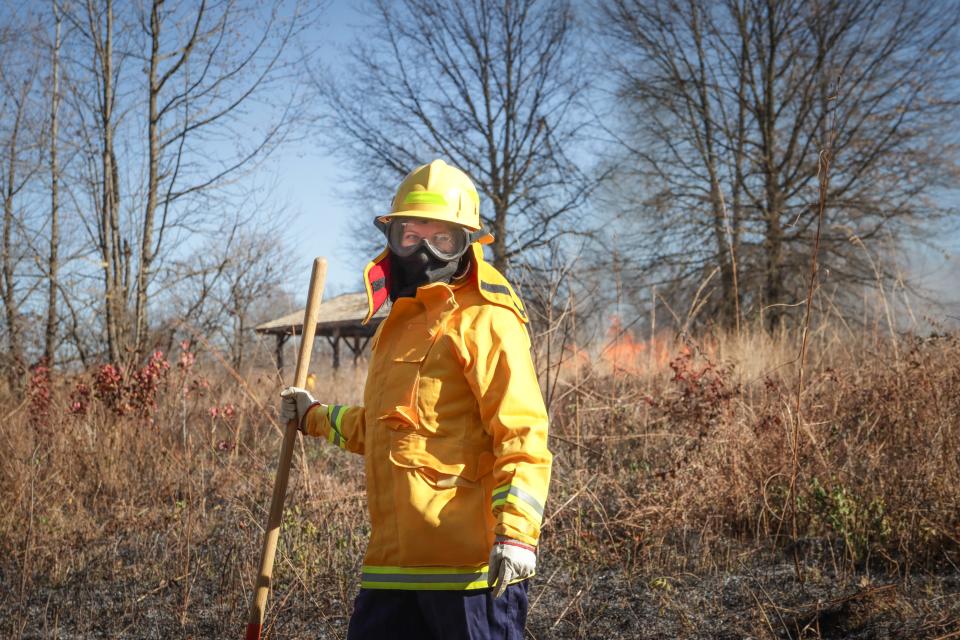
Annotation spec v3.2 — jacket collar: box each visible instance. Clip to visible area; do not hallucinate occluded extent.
[362,244,528,325]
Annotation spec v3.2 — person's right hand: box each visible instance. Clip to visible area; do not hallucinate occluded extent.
[280,387,319,429]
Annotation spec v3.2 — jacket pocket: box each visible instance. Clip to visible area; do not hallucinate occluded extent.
[375,324,433,430]
[386,431,495,566]
[387,430,493,485]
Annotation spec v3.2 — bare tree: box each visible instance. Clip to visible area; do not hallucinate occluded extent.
[0,18,43,385]
[58,0,129,364]
[0,0,319,381]
[131,0,313,359]
[220,231,294,370]
[317,0,596,272]
[58,0,316,363]
[599,0,960,330]
[160,214,294,370]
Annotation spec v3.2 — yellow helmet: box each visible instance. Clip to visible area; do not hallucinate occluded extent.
[377,159,493,244]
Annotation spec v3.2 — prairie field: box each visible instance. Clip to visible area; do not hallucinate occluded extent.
[1,323,959,639]
[3,0,960,638]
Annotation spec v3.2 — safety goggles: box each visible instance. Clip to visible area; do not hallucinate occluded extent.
[385,217,471,261]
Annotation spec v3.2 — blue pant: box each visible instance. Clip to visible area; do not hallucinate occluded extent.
[346,582,529,640]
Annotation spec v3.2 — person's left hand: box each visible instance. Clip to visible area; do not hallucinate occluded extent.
[487,537,537,598]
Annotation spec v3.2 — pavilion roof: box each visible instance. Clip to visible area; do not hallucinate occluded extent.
[254,291,387,337]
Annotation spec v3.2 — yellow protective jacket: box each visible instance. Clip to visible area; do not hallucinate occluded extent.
[302,244,552,590]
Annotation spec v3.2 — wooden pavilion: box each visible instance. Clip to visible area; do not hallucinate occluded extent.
[255,292,388,373]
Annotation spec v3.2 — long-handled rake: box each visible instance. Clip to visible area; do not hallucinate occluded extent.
[246,257,327,640]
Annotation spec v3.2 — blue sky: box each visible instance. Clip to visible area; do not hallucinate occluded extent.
[270,138,369,298]
[271,1,375,298]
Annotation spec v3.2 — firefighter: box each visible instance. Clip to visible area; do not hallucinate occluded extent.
[281,159,552,639]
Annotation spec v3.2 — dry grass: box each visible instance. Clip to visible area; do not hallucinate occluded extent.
[1,325,958,638]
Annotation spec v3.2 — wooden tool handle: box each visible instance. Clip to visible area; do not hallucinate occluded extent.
[246,257,327,639]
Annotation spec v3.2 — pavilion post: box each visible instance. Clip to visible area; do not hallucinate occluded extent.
[332,333,341,369]
[325,330,341,369]
[275,334,289,375]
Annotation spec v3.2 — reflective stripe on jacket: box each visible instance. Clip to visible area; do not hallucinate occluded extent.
[303,244,552,590]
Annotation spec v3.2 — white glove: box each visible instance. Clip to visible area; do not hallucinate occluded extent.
[487,537,537,598]
[279,386,319,430]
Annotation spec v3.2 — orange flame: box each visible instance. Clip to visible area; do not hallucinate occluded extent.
[557,316,723,378]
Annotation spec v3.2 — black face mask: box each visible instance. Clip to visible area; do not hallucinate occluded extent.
[389,247,466,301]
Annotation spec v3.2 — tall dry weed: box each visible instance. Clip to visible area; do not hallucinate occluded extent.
[544,326,960,578]
[0,326,957,637]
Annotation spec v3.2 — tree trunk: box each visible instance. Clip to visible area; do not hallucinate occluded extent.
[96,0,125,363]
[709,183,737,328]
[763,195,785,331]
[692,7,737,329]
[729,17,748,332]
[2,88,24,386]
[134,0,163,359]
[492,203,508,272]
[233,315,245,371]
[45,0,62,366]
[760,4,785,332]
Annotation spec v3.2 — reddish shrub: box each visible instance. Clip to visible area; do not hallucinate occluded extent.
[93,363,128,415]
[69,382,92,416]
[78,351,172,418]
[178,340,195,372]
[27,361,52,430]
[129,350,171,415]
[209,403,236,420]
